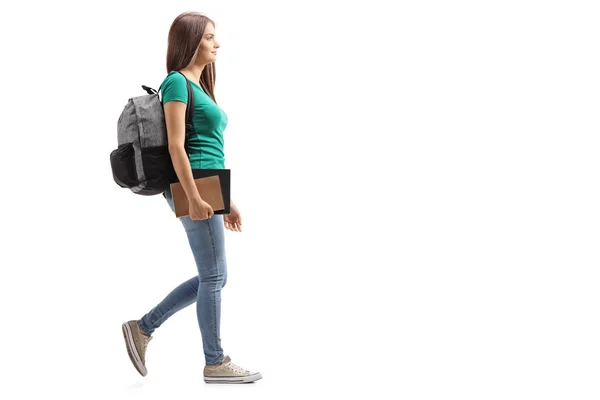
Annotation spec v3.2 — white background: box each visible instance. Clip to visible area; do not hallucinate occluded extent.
[0,0,599,399]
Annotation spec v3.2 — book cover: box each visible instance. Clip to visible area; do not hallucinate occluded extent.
[170,175,225,218]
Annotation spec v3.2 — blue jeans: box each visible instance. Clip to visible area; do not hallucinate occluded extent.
[138,186,227,366]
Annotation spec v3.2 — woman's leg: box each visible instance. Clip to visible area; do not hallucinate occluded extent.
[138,276,199,336]
[164,187,228,366]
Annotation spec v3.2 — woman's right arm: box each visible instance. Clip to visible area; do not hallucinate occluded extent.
[164,100,202,202]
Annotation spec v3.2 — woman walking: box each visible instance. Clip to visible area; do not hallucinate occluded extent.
[121,11,262,384]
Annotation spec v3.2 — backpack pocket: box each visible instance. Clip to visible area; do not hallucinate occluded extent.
[110,142,138,188]
[141,144,175,190]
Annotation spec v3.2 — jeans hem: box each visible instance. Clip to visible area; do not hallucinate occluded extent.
[137,320,152,336]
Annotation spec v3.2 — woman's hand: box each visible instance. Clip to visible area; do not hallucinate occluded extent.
[224,201,242,232]
[189,197,214,220]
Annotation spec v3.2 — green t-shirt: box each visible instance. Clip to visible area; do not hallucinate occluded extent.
[160,71,228,169]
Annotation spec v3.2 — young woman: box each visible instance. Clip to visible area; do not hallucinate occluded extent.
[121,11,262,384]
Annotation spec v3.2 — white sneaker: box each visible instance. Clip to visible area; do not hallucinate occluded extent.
[203,355,262,384]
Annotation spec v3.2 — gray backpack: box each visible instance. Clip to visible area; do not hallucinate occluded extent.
[110,71,195,195]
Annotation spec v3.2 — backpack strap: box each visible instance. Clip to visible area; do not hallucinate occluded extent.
[180,72,195,158]
[182,74,195,136]
[153,72,197,158]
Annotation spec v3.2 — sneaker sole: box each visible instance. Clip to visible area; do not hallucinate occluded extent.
[204,372,262,384]
[122,322,147,377]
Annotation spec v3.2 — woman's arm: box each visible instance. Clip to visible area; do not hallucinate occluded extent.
[164,100,202,202]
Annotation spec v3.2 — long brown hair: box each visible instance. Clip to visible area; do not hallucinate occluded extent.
[166,12,218,104]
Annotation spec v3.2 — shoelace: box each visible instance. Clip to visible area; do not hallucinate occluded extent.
[226,361,249,375]
[141,335,152,353]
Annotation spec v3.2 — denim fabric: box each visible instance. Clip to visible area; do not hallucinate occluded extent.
[139,186,227,366]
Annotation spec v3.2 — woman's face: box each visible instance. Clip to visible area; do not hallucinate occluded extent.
[195,23,220,65]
